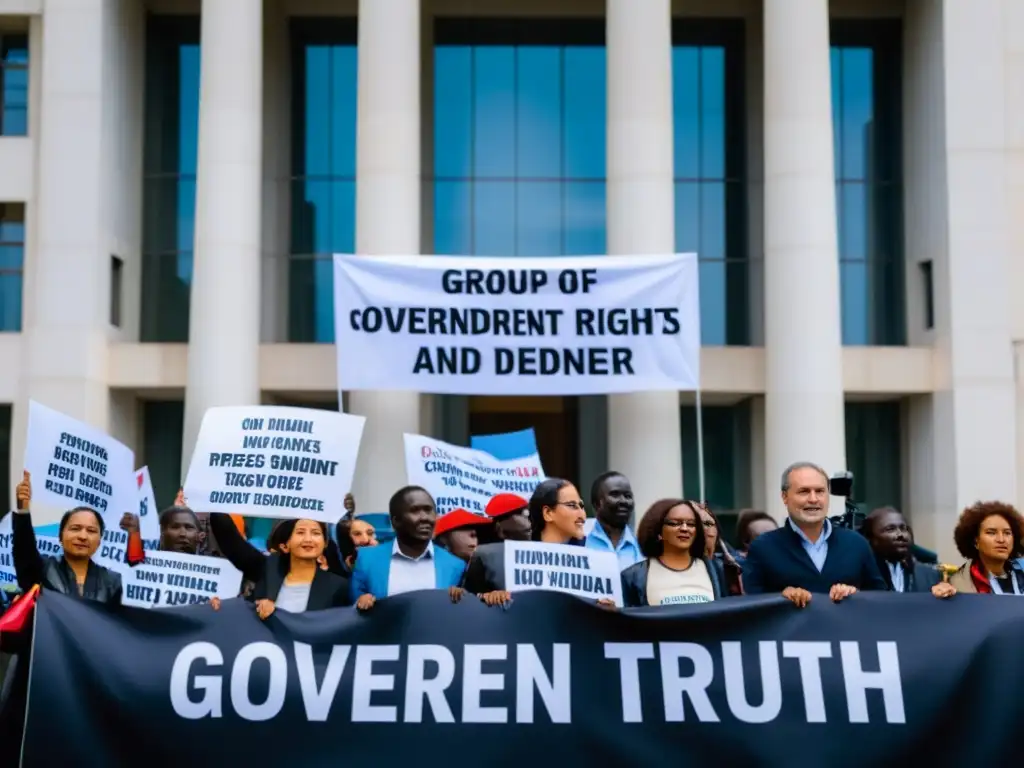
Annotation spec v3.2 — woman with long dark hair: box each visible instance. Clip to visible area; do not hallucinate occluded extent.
[465,478,587,606]
[209,513,350,618]
[10,471,125,602]
[621,499,725,607]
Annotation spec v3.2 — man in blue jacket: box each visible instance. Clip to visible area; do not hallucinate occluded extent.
[743,462,885,607]
[351,485,467,610]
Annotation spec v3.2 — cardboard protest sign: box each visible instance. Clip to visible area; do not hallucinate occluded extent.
[118,550,242,609]
[23,401,136,526]
[135,467,161,544]
[404,433,544,515]
[504,541,623,607]
[184,406,365,523]
[0,530,62,586]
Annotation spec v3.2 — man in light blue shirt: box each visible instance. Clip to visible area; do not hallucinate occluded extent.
[788,516,832,572]
[584,471,643,571]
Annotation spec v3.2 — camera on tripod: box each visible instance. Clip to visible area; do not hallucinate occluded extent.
[828,471,863,530]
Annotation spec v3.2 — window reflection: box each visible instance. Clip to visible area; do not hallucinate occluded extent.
[831,21,905,346]
[141,17,200,342]
[672,21,746,346]
[0,203,25,332]
[0,35,28,136]
[289,20,357,343]
[433,19,606,257]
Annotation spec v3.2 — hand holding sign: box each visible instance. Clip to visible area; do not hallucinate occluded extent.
[15,470,30,511]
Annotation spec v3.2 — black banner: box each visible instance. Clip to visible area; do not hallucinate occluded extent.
[23,590,1024,766]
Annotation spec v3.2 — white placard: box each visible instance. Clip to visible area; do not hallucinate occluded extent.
[135,466,161,543]
[333,253,701,395]
[0,530,62,586]
[504,541,623,607]
[404,433,544,516]
[183,406,366,523]
[117,550,242,609]
[24,401,136,526]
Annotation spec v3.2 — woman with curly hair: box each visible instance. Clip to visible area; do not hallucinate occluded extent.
[620,499,725,607]
[932,501,1024,598]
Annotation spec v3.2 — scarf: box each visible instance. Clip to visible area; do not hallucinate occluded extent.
[969,560,993,594]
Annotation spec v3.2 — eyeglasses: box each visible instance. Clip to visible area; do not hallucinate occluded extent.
[701,519,717,529]
[556,501,586,511]
[663,519,699,530]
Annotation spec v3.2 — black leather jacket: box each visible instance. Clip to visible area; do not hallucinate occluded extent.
[11,511,122,604]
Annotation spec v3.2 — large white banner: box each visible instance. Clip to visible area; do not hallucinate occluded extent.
[404,433,544,516]
[333,254,701,395]
[183,406,366,523]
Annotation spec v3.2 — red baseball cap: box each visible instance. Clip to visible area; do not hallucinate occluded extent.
[485,493,529,519]
[434,509,493,538]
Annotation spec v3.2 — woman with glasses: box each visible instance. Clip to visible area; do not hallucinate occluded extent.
[621,499,725,607]
[465,478,588,606]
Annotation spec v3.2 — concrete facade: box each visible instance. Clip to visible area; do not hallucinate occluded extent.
[0,0,1020,562]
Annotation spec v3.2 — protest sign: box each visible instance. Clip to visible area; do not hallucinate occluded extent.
[183,406,365,523]
[119,550,242,609]
[404,433,544,515]
[27,591,1024,766]
[136,466,161,543]
[23,401,136,525]
[0,530,62,586]
[470,427,539,460]
[504,541,623,606]
[333,254,701,395]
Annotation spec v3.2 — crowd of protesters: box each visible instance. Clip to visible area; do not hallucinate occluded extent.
[1,458,1023,758]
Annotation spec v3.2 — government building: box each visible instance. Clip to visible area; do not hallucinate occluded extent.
[0,0,1020,560]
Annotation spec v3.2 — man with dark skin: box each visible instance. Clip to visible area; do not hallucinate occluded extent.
[584,471,642,569]
[434,509,493,562]
[861,506,941,593]
[352,486,468,610]
[484,493,532,542]
[120,506,201,555]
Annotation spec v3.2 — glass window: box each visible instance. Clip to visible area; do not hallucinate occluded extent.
[845,401,902,512]
[140,17,200,342]
[0,34,28,136]
[681,400,752,519]
[0,203,25,332]
[672,21,747,346]
[289,20,358,343]
[433,19,606,257]
[831,21,905,346]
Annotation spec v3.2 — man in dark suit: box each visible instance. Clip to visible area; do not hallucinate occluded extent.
[743,462,886,607]
[860,506,941,593]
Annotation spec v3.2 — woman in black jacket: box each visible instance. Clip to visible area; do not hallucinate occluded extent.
[465,478,588,606]
[621,499,725,607]
[208,513,350,618]
[11,471,122,603]
[1,471,124,764]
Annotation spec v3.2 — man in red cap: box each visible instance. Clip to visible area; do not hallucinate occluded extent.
[434,509,493,562]
[485,493,532,542]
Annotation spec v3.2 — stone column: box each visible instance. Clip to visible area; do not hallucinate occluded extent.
[762,0,846,512]
[348,0,422,512]
[181,0,264,469]
[606,0,684,521]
